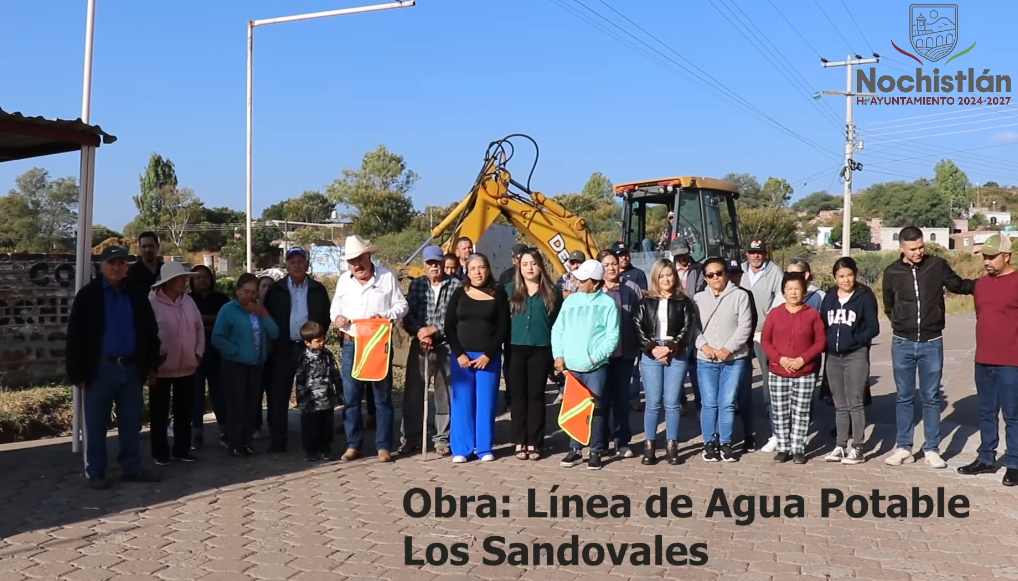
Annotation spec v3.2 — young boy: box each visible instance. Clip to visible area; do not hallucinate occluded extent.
[295,321,342,462]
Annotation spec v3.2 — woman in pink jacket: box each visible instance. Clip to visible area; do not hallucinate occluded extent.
[149,262,205,465]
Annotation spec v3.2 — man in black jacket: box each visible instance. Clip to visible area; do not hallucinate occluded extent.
[882,226,975,469]
[66,246,162,489]
[126,231,163,292]
[263,247,333,452]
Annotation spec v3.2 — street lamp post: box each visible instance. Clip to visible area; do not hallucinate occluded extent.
[245,1,415,272]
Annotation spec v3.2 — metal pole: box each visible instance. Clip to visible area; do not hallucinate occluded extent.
[842,56,853,257]
[244,1,415,275]
[72,0,97,459]
[246,21,254,273]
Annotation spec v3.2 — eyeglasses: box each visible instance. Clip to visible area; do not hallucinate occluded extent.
[704,271,725,279]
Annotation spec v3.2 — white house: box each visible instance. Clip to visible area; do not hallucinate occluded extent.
[879,227,951,249]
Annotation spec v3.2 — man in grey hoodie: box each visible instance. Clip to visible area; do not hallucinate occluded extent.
[739,239,784,453]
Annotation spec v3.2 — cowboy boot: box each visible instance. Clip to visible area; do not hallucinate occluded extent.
[642,440,656,466]
[667,440,681,465]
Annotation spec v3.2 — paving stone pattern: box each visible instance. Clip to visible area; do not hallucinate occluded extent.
[2,314,1017,580]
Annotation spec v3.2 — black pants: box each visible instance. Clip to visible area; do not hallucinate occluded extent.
[509,345,553,448]
[224,360,264,449]
[268,342,304,447]
[255,358,273,432]
[150,375,195,459]
[301,410,335,456]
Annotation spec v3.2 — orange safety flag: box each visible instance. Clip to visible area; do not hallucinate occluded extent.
[557,371,595,445]
[350,319,393,382]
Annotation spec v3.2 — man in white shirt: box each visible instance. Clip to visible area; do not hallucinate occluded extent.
[330,235,409,463]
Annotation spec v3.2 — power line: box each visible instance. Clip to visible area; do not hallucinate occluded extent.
[867,104,1017,126]
[868,121,1018,145]
[812,0,856,54]
[839,0,873,53]
[765,0,821,57]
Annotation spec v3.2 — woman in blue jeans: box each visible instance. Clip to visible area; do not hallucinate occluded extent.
[445,254,510,463]
[693,257,753,463]
[634,259,695,465]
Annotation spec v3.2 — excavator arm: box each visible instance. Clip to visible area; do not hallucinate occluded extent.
[401,135,600,279]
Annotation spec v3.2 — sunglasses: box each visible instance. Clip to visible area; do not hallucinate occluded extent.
[704,271,726,279]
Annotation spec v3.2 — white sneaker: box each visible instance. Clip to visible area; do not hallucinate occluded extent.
[452,455,468,463]
[761,436,778,453]
[925,451,947,469]
[824,446,845,462]
[884,448,915,466]
[841,447,864,465]
[619,446,634,459]
[479,454,495,462]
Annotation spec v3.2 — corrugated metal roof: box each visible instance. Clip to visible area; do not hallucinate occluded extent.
[0,107,117,163]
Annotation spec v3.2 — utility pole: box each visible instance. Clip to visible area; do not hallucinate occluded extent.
[816,55,878,256]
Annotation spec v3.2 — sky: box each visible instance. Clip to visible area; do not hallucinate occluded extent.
[2,0,1017,231]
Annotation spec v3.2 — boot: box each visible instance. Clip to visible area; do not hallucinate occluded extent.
[666,440,681,465]
[641,440,657,465]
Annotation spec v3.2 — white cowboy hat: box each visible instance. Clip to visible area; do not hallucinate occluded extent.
[340,235,380,261]
[152,261,196,289]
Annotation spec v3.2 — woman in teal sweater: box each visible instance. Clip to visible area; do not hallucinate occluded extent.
[212,273,280,458]
[505,249,563,461]
[551,259,620,471]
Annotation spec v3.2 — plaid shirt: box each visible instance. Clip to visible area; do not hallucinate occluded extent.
[403,274,460,344]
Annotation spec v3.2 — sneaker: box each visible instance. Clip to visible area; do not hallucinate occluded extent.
[228,448,246,458]
[452,455,468,464]
[792,453,806,465]
[773,451,791,463]
[242,445,258,456]
[171,453,197,463]
[560,451,584,467]
[885,448,915,466]
[702,442,720,462]
[88,474,111,490]
[841,447,864,465]
[925,451,947,469]
[761,436,778,453]
[720,443,737,462]
[619,446,634,459]
[479,453,495,462]
[743,435,756,453]
[219,435,230,449]
[153,456,171,466]
[305,454,320,462]
[824,446,845,462]
[587,453,603,470]
[321,452,334,462]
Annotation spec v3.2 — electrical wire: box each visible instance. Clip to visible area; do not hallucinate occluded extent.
[868,121,1018,145]
[812,0,856,54]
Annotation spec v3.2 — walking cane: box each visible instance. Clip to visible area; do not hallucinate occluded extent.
[421,348,430,462]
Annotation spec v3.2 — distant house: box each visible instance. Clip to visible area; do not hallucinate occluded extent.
[879,227,951,249]
[950,230,1018,254]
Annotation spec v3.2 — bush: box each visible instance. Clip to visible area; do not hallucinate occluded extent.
[0,386,74,444]
[216,276,236,296]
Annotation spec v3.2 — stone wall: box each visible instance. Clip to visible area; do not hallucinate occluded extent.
[0,253,104,388]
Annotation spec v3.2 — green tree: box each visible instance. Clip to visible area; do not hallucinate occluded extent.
[792,191,841,214]
[219,225,283,270]
[723,172,764,208]
[262,190,335,223]
[133,153,178,228]
[875,182,952,228]
[0,168,79,252]
[933,159,971,215]
[984,181,1000,188]
[737,207,801,249]
[760,177,794,207]
[156,186,202,254]
[92,225,124,244]
[830,220,872,249]
[968,212,986,230]
[183,206,246,252]
[581,171,614,199]
[326,145,420,238]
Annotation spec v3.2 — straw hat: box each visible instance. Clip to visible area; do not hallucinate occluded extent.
[152,261,196,289]
[340,235,380,261]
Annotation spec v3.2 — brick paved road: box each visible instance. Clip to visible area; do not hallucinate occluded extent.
[2,314,1016,580]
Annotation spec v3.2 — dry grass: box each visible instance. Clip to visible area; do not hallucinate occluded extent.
[0,386,74,444]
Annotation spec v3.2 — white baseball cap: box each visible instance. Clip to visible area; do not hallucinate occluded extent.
[572,259,605,282]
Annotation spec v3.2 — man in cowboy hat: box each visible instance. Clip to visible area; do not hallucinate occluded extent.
[66,246,162,489]
[330,235,409,462]
[263,247,333,453]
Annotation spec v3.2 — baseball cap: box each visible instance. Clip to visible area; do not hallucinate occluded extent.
[670,238,691,255]
[609,241,629,254]
[285,247,308,260]
[982,234,1013,256]
[747,239,768,252]
[726,259,744,274]
[99,246,129,262]
[568,250,586,263]
[422,246,444,263]
[511,243,528,259]
[572,259,605,282]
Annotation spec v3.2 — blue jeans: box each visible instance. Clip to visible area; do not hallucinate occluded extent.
[341,342,394,452]
[891,337,944,452]
[570,366,609,453]
[84,360,144,479]
[684,348,701,405]
[192,346,226,434]
[974,363,1018,468]
[641,349,688,441]
[608,357,636,449]
[697,358,747,445]
[450,351,501,458]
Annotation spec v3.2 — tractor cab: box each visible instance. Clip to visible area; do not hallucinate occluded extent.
[614,176,742,275]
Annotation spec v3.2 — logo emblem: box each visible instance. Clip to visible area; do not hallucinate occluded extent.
[909,4,957,62]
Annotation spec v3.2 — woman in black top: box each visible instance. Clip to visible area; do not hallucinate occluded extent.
[189,265,231,450]
[445,253,510,463]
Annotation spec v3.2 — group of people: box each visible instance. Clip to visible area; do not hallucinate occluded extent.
[67,224,1017,488]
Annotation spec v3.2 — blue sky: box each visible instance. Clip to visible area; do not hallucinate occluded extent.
[2,0,1017,230]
